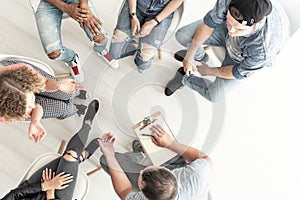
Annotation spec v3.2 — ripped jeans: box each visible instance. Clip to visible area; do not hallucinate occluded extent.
[34,0,108,63]
[109,0,173,70]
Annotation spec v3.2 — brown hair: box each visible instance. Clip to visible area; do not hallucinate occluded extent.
[0,66,46,121]
[141,167,178,200]
[229,6,244,21]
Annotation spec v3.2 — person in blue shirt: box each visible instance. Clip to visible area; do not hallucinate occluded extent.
[165,0,291,102]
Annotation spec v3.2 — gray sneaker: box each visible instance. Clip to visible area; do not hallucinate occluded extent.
[132,140,144,153]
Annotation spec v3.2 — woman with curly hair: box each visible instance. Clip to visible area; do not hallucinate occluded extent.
[0,61,84,143]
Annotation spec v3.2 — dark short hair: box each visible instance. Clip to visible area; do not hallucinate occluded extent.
[141,167,178,200]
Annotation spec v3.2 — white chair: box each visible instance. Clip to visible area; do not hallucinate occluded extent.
[158,3,184,59]
[0,53,71,78]
[18,140,102,200]
[0,54,55,75]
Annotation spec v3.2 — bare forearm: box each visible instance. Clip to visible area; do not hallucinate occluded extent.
[45,78,58,92]
[129,0,137,13]
[31,104,44,123]
[45,188,55,199]
[185,22,214,60]
[80,0,88,8]
[207,65,236,79]
[106,155,133,199]
[155,0,183,22]
[45,0,68,12]
[167,140,208,163]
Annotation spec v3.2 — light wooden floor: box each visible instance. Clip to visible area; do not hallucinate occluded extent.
[1,0,300,200]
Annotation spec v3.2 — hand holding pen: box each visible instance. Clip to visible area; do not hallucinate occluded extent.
[150,125,174,148]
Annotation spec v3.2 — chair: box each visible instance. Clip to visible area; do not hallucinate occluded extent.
[158,3,184,59]
[18,140,102,200]
[0,53,71,78]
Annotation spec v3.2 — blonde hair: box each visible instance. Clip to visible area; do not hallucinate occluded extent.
[0,66,46,121]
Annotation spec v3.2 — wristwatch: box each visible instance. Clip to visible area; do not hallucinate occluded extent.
[130,12,136,18]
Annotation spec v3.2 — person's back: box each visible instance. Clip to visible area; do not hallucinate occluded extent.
[98,125,212,200]
[125,157,210,200]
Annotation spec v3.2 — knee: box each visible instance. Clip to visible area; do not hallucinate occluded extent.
[63,150,78,162]
[109,29,130,59]
[93,34,107,44]
[140,43,156,62]
[47,50,61,60]
[175,28,187,46]
[112,29,128,43]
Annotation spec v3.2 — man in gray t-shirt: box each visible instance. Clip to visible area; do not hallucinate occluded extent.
[165,0,291,102]
[98,125,212,200]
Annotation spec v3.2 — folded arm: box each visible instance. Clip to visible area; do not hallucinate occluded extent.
[44,78,83,93]
[44,0,88,22]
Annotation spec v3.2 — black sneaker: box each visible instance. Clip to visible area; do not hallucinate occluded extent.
[83,99,100,124]
[75,90,89,100]
[174,50,209,63]
[164,67,185,96]
[132,140,144,153]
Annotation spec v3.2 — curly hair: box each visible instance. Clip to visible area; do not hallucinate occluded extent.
[0,66,46,121]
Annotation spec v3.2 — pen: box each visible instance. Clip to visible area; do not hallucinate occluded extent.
[141,134,153,137]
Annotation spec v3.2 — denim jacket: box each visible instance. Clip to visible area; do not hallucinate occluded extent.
[204,0,291,79]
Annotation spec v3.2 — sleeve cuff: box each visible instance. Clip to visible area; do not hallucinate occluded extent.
[203,12,220,28]
[232,65,246,80]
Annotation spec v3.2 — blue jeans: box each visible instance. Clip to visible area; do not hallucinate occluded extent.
[176,20,239,102]
[34,0,108,63]
[109,0,173,70]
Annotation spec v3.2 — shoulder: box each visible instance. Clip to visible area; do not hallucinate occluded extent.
[173,158,211,179]
[172,158,211,200]
[125,191,147,200]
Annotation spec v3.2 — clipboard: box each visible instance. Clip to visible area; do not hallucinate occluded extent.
[132,111,178,166]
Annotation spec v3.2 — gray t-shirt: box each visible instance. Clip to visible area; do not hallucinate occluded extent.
[125,158,211,200]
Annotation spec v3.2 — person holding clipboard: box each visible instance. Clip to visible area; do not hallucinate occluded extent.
[98,125,212,200]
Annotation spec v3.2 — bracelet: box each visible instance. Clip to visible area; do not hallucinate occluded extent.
[129,12,136,18]
[154,17,160,25]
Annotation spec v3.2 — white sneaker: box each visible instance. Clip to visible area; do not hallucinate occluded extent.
[97,50,119,69]
[65,54,84,83]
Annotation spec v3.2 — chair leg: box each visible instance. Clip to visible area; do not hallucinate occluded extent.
[55,73,71,79]
[204,46,211,51]
[57,140,66,154]
[87,166,102,176]
[158,48,163,59]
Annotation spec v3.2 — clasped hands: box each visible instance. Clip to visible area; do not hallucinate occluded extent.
[131,17,157,38]
[183,58,211,76]
[65,3,103,36]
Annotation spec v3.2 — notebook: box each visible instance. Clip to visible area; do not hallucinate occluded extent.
[132,111,178,166]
